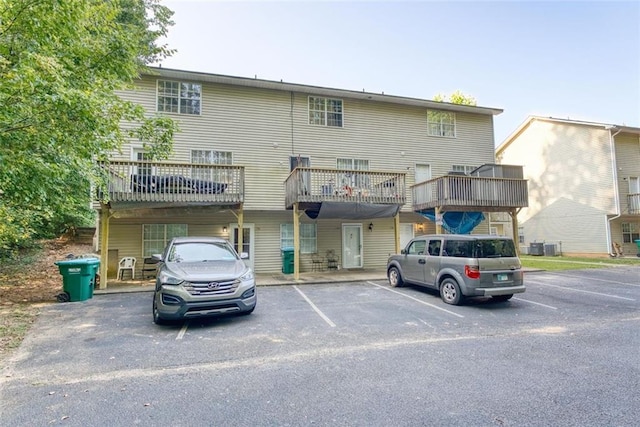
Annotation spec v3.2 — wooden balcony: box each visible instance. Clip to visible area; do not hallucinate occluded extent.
[412,174,528,212]
[96,161,244,207]
[628,193,640,215]
[285,168,406,209]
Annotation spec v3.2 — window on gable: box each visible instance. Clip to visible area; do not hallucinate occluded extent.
[157,80,201,115]
[309,96,343,127]
[427,110,455,137]
[280,223,317,254]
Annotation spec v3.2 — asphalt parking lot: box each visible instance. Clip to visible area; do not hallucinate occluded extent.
[1,267,639,426]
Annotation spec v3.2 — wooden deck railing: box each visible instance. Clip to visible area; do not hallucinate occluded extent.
[628,193,640,215]
[285,168,406,209]
[96,161,244,204]
[412,175,528,212]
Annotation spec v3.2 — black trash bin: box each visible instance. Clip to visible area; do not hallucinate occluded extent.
[55,258,100,302]
[281,247,294,274]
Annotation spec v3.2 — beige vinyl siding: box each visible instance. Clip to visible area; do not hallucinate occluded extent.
[498,119,617,254]
[116,78,499,212]
[614,132,640,214]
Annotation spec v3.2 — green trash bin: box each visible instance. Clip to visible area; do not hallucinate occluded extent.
[635,240,640,257]
[281,247,294,274]
[55,258,101,302]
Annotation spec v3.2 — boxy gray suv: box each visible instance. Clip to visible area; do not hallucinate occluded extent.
[152,236,256,324]
[387,234,525,305]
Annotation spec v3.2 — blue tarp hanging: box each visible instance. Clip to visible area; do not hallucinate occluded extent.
[418,209,485,234]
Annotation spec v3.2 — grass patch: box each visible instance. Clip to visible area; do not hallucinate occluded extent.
[521,255,640,271]
[0,305,40,367]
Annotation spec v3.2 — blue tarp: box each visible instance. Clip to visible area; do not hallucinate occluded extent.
[418,209,485,234]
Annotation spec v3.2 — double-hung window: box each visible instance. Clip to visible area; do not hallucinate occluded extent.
[451,165,476,175]
[337,158,369,191]
[143,224,188,257]
[157,80,201,115]
[427,110,455,137]
[191,150,232,183]
[622,223,639,244]
[280,224,317,254]
[309,96,343,127]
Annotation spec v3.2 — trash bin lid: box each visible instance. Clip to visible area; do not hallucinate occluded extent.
[55,258,99,266]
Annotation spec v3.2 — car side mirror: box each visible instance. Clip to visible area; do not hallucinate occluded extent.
[400,249,407,255]
[240,252,249,259]
[151,254,163,262]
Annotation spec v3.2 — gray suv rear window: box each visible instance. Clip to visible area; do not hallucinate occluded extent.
[443,239,517,258]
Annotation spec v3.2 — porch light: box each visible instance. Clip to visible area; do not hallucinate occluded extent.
[223,226,227,233]
[368,223,374,231]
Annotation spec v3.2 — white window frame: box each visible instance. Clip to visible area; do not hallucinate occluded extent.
[191,149,232,182]
[157,80,202,115]
[621,222,639,244]
[142,224,188,257]
[280,223,317,254]
[427,110,456,137]
[308,96,343,127]
[451,165,476,175]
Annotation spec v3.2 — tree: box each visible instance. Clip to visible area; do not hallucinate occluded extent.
[0,0,178,255]
[433,90,477,106]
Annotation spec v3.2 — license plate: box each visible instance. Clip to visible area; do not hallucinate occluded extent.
[497,274,508,281]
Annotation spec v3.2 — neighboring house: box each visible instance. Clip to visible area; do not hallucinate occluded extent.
[497,116,640,257]
[94,67,528,284]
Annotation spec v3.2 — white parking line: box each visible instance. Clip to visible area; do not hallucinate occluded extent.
[512,297,558,310]
[367,282,464,318]
[529,281,636,301]
[293,285,336,327]
[544,271,640,287]
[176,321,189,340]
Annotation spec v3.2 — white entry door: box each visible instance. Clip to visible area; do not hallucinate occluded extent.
[229,223,255,271]
[342,224,363,269]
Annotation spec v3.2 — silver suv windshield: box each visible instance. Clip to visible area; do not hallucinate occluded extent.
[168,242,238,263]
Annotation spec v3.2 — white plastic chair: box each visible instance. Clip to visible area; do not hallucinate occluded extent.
[117,257,136,280]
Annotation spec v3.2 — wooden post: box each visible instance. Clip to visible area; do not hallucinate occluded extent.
[435,207,443,234]
[394,213,401,254]
[293,203,300,280]
[237,206,244,258]
[510,209,520,256]
[99,204,110,290]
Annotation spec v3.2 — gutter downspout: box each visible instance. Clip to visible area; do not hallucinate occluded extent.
[606,126,623,254]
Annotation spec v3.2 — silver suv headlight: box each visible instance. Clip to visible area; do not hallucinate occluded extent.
[239,269,254,283]
[158,270,185,286]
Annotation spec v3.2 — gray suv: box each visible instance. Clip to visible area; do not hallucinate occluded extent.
[387,234,525,305]
[152,236,256,324]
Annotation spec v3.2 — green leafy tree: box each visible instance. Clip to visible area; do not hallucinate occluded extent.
[0,0,178,255]
[433,90,477,106]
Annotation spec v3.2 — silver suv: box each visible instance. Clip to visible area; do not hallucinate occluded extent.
[152,236,256,324]
[387,234,525,305]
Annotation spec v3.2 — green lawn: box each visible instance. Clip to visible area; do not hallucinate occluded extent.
[520,255,640,271]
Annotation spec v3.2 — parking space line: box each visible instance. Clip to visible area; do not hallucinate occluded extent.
[530,281,636,301]
[512,297,558,310]
[176,321,189,340]
[544,272,640,287]
[367,282,464,318]
[293,285,336,327]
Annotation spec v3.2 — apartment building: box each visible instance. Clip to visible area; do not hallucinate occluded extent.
[95,67,528,284]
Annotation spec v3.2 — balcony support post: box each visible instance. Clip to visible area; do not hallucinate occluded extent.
[293,203,300,280]
[510,208,520,256]
[394,213,401,254]
[98,204,111,290]
[435,207,443,234]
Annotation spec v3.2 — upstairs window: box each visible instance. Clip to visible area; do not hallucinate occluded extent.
[157,80,201,115]
[309,96,343,127]
[427,110,455,137]
[191,150,233,182]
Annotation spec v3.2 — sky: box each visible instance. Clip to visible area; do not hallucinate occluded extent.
[157,0,640,145]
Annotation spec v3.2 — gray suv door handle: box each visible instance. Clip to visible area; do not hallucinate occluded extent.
[419,259,426,264]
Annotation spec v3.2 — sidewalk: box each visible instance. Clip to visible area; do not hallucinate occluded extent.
[94,268,389,294]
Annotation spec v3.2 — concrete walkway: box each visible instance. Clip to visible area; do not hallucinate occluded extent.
[95,268,389,294]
